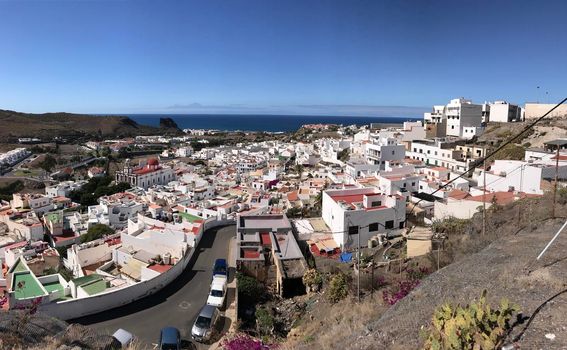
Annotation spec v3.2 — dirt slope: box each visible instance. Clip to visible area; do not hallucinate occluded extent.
[339,217,567,350]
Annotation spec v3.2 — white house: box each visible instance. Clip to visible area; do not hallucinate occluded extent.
[115,158,176,190]
[322,187,406,248]
[445,98,483,137]
[488,101,522,123]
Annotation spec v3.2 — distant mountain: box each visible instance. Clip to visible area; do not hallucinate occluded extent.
[0,110,181,142]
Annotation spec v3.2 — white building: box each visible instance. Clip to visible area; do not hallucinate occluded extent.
[0,148,30,166]
[364,135,405,169]
[115,158,176,190]
[322,187,406,248]
[445,98,483,137]
[477,159,567,195]
[88,192,145,229]
[45,181,86,198]
[175,146,194,158]
[11,193,53,216]
[488,101,522,123]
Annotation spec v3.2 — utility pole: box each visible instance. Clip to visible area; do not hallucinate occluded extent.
[552,145,560,218]
[482,157,487,236]
[357,227,360,302]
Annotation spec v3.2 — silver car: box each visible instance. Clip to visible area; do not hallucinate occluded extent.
[191,304,220,342]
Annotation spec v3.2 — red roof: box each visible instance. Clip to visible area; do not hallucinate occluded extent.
[448,189,470,200]
[148,264,173,273]
[260,232,272,245]
[287,191,299,201]
[242,249,261,259]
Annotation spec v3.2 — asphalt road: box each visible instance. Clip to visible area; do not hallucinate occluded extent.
[71,224,236,349]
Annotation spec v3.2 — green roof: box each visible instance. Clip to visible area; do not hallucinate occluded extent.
[42,280,63,294]
[178,212,202,223]
[80,279,107,296]
[11,259,29,273]
[12,273,46,299]
[45,212,62,223]
[72,273,102,286]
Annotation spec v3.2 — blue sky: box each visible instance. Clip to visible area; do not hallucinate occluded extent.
[1,0,566,116]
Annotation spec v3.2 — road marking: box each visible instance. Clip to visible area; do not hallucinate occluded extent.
[179,300,191,309]
[151,343,158,349]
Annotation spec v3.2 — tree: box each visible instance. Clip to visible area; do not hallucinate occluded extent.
[237,273,263,303]
[39,154,57,172]
[81,224,114,243]
[338,148,350,162]
[80,193,97,206]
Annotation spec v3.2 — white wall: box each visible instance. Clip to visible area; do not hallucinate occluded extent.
[434,199,489,220]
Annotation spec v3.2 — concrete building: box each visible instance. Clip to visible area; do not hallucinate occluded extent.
[11,193,53,216]
[488,101,522,123]
[45,181,86,198]
[115,158,175,190]
[445,98,483,137]
[322,187,406,249]
[364,135,406,169]
[236,213,307,297]
[0,148,30,166]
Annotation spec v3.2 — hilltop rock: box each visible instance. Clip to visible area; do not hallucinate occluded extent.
[159,117,181,130]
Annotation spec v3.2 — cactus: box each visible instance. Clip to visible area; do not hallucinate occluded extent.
[423,290,519,350]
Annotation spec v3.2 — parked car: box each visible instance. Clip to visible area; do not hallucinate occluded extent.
[158,327,181,350]
[112,328,134,348]
[212,258,227,278]
[191,304,220,342]
[206,275,228,308]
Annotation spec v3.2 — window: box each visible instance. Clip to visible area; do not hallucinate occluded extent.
[369,223,379,232]
[411,182,415,186]
[391,150,395,155]
[451,125,455,129]
[399,221,405,229]
[348,226,359,235]
[371,201,382,207]
[385,220,394,229]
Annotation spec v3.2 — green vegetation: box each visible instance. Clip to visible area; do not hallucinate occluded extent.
[0,180,24,201]
[302,268,323,292]
[559,187,567,205]
[286,207,303,218]
[255,307,275,336]
[489,143,525,161]
[80,224,114,243]
[38,154,57,172]
[327,272,349,303]
[423,290,518,350]
[69,176,130,206]
[338,148,350,162]
[432,217,472,235]
[237,273,263,303]
[178,212,202,223]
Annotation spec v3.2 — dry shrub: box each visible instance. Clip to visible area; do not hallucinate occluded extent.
[285,296,386,350]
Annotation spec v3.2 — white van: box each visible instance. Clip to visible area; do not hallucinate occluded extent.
[206,275,227,308]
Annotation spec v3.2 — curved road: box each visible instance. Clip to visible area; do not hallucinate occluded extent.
[71,224,236,349]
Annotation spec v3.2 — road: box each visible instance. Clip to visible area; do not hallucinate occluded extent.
[71,224,236,349]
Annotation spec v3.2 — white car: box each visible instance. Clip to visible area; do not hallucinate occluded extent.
[206,275,227,308]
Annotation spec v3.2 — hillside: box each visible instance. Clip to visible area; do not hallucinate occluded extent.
[0,110,180,142]
[337,214,567,348]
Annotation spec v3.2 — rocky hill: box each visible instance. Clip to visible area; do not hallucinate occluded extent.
[0,109,181,142]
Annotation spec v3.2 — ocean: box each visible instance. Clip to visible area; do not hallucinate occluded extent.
[124,114,421,132]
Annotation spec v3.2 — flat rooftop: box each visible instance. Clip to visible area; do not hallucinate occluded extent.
[238,214,291,230]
